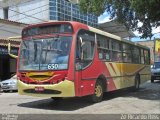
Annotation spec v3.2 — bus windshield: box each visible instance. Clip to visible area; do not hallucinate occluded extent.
[19,36,72,71]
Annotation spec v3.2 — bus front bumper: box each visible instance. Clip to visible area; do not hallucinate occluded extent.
[18,80,75,97]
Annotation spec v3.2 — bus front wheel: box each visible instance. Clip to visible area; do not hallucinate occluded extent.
[90,80,104,103]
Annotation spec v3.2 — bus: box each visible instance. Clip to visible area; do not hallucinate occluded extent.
[14,21,150,102]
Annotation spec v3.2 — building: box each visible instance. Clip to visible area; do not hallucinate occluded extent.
[49,0,97,27]
[0,19,26,81]
[0,0,98,27]
[0,18,27,39]
[0,38,20,80]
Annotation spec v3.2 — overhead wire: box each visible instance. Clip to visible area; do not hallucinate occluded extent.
[0,28,21,34]
[0,3,49,30]
[8,4,49,19]
[0,2,49,36]
[14,8,49,22]
[0,6,48,22]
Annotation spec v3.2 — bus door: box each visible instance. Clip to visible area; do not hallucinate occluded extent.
[75,30,95,96]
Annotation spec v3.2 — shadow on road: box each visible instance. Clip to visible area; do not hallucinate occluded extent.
[123,81,160,100]
[103,81,160,101]
[18,81,160,111]
[18,96,94,111]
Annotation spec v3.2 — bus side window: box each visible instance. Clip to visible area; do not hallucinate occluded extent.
[97,34,110,61]
[132,46,140,64]
[141,49,145,64]
[144,50,150,64]
[112,52,122,62]
[122,43,132,63]
[76,30,95,69]
[111,41,122,62]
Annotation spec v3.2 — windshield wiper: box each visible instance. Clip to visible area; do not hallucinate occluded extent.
[34,43,37,61]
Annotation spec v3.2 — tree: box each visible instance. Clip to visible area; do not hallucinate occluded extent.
[79,0,160,39]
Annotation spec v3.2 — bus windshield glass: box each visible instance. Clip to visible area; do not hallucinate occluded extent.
[19,36,72,71]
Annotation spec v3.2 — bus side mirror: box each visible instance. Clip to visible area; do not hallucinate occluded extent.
[8,43,18,59]
[75,37,83,70]
[78,36,84,60]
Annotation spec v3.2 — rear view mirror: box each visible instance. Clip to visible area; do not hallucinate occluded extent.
[8,43,18,59]
[76,37,83,60]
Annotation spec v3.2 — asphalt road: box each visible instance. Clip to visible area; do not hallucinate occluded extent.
[0,81,160,120]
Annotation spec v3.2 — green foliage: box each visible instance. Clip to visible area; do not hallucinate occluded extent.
[79,0,160,39]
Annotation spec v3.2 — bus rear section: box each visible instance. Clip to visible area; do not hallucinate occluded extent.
[74,28,151,102]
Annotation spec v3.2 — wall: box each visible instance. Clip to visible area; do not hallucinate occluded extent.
[0,23,23,39]
[0,9,3,18]
[49,0,98,27]
[8,0,49,24]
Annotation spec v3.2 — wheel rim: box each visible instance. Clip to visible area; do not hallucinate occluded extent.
[95,84,102,97]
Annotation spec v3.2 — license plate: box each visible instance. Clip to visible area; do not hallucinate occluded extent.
[35,87,44,92]
[2,86,9,89]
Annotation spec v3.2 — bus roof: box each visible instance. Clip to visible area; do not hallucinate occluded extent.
[23,21,149,50]
[88,26,149,50]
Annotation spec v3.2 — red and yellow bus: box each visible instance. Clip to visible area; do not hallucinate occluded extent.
[16,21,150,102]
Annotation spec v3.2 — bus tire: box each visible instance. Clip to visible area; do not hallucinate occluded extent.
[3,90,9,93]
[151,78,154,83]
[134,75,140,90]
[90,80,104,103]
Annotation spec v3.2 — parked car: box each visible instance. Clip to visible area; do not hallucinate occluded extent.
[151,62,160,83]
[0,75,17,92]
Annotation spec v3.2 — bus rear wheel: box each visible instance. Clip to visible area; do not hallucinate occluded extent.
[151,78,154,83]
[90,80,104,103]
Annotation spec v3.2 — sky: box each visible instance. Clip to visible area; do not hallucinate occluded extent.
[98,12,160,42]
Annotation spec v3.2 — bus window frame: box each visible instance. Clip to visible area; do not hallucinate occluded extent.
[19,35,73,72]
[131,46,141,64]
[75,29,96,71]
[144,49,150,65]
[97,34,111,62]
[121,42,132,63]
[111,40,123,63]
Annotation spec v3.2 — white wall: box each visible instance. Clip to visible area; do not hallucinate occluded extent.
[0,8,4,19]
[8,0,49,24]
[0,22,23,39]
